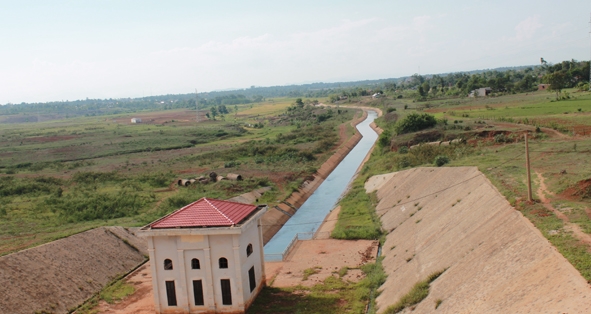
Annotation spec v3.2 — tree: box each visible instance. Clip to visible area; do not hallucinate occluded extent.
[384,82,397,92]
[418,85,425,98]
[295,98,304,108]
[210,106,218,120]
[543,71,569,100]
[218,105,229,114]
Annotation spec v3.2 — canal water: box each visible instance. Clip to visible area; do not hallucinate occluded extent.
[264,110,379,261]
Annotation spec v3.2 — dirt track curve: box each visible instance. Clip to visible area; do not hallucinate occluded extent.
[536,171,591,246]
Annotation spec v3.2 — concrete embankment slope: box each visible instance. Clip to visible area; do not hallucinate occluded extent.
[367,167,591,313]
[0,227,147,314]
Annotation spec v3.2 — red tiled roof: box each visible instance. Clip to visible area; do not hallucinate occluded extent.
[150,198,259,229]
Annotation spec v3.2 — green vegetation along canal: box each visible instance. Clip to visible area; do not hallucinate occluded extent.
[264,110,378,261]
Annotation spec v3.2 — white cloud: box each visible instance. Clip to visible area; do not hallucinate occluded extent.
[514,15,542,40]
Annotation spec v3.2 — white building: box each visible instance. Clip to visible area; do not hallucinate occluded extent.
[141,197,267,313]
[131,118,142,123]
[468,87,492,98]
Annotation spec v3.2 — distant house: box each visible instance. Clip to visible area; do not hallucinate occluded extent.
[372,93,382,99]
[538,84,551,91]
[469,87,492,98]
[140,198,267,313]
[131,118,142,123]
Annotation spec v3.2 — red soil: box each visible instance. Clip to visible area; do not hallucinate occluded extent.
[560,178,591,201]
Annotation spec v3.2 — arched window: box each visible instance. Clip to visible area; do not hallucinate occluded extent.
[191,258,201,270]
[246,244,253,257]
[164,259,173,270]
[219,257,228,269]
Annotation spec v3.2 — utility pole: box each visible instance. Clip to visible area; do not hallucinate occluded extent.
[195,89,199,122]
[525,132,533,202]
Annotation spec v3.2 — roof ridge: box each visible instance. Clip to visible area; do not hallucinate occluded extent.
[149,198,197,227]
[204,197,235,225]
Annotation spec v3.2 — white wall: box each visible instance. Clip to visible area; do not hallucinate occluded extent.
[237,220,264,304]
[149,220,265,313]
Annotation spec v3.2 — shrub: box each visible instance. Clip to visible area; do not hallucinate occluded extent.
[137,172,175,187]
[398,157,411,169]
[398,146,408,154]
[0,176,62,197]
[46,188,147,222]
[378,130,392,148]
[224,161,241,168]
[394,113,437,135]
[71,171,120,185]
[494,134,508,143]
[433,156,450,167]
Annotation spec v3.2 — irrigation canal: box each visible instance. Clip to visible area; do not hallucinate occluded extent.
[264,110,379,261]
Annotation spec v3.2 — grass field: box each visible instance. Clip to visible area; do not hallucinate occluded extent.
[0,98,359,256]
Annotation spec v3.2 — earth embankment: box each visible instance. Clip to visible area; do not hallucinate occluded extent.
[0,227,146,314]
[367,167,591,313]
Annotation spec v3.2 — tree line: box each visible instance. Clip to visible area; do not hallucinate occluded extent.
[2,60,588,117]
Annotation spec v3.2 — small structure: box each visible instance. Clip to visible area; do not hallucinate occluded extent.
[178,179,191,187]
[227,173,243,181]
[131,118,142,123]
[140,198,267,313]
[469,87,492,97]
[216,175,227,182]
[538,84,551,91]
[372,93,382,99]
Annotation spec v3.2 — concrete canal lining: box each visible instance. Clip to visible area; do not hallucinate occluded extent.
[264,110,379,261]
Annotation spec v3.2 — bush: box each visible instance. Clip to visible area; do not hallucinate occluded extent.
[398,146,408,154]
[394,113,437,134]
[433,155,450,167]
[46,188,148,222]
[494,134,508,143]
[224,161,241,168]
[137,172,175,188]
[378,130,392,148]
[398,157,411,169]
[71,171,120,185]
[0,176,62,197]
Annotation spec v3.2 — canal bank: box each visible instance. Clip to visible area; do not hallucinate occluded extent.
[264,110,380,261]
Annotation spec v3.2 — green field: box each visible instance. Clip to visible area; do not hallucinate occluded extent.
[0,98,361,256]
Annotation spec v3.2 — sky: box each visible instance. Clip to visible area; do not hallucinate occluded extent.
[0,0,589,104]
